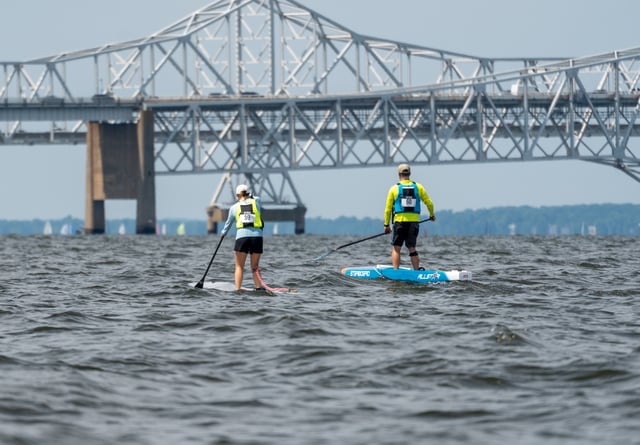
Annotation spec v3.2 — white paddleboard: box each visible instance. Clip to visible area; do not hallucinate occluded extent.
[192,281,295,294]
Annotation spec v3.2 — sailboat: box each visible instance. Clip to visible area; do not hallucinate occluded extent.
[177,223,186,236]
[118,223,126,235]
[43,221,53,235]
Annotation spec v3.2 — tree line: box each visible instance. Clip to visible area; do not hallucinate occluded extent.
[2,204,639,236]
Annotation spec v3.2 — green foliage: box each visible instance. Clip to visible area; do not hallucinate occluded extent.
[305,204,640,236]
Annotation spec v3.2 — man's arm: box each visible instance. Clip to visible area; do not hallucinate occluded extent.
[383,187,396,226]
[418,184,435,218]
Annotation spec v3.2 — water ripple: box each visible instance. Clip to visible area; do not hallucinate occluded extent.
[0,235,639,444]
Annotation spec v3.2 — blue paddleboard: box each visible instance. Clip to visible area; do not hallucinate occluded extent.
[341,265,472,283]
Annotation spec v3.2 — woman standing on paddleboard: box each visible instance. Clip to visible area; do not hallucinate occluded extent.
[220,184,265,291]
[383,164,436,270]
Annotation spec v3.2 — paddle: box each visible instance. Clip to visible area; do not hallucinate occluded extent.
[314,217,433,261]
[194,234,226,289]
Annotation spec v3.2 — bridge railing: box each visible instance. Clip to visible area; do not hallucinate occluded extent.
[1,0,568,103]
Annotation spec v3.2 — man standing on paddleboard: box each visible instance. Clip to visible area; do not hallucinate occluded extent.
[220,184,266,291]
[383,164,436,270]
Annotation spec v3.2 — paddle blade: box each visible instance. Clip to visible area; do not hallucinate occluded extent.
[313,249,335,261]
[194,234,226,289]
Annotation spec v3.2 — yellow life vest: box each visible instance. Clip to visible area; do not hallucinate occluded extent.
[235,199,263,228]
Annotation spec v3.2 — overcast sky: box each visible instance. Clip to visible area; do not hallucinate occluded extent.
[2,0,640,220]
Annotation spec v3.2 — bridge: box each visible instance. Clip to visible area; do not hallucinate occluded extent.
[2,0,639,233]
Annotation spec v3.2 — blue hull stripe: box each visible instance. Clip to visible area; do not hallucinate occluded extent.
[341,265,471,283]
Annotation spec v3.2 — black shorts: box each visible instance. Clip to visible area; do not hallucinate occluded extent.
[391,222,419,248]
[234,236,263,254]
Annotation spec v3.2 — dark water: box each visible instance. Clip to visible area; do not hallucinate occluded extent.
[1,234,639,445]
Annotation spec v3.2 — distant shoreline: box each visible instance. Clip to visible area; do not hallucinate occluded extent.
[2,204,640,236]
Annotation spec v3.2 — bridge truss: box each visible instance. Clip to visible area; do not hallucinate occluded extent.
[1,0,640,210]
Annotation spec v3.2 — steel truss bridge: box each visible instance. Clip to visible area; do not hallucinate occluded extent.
[1,0,640,217]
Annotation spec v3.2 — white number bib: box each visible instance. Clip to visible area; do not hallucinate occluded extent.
[401,196,416,207]
[240,212,256,224]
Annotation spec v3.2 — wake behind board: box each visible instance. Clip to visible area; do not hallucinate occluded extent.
[341,265,472,284]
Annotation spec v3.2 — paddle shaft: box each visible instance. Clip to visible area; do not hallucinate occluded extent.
[194,234,226,288]
[338,217,432,250]
[333,231,387,251]
[315,218,432,260]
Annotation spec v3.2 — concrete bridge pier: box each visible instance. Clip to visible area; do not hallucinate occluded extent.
[84,110,156,234]
[206,205,307,234]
